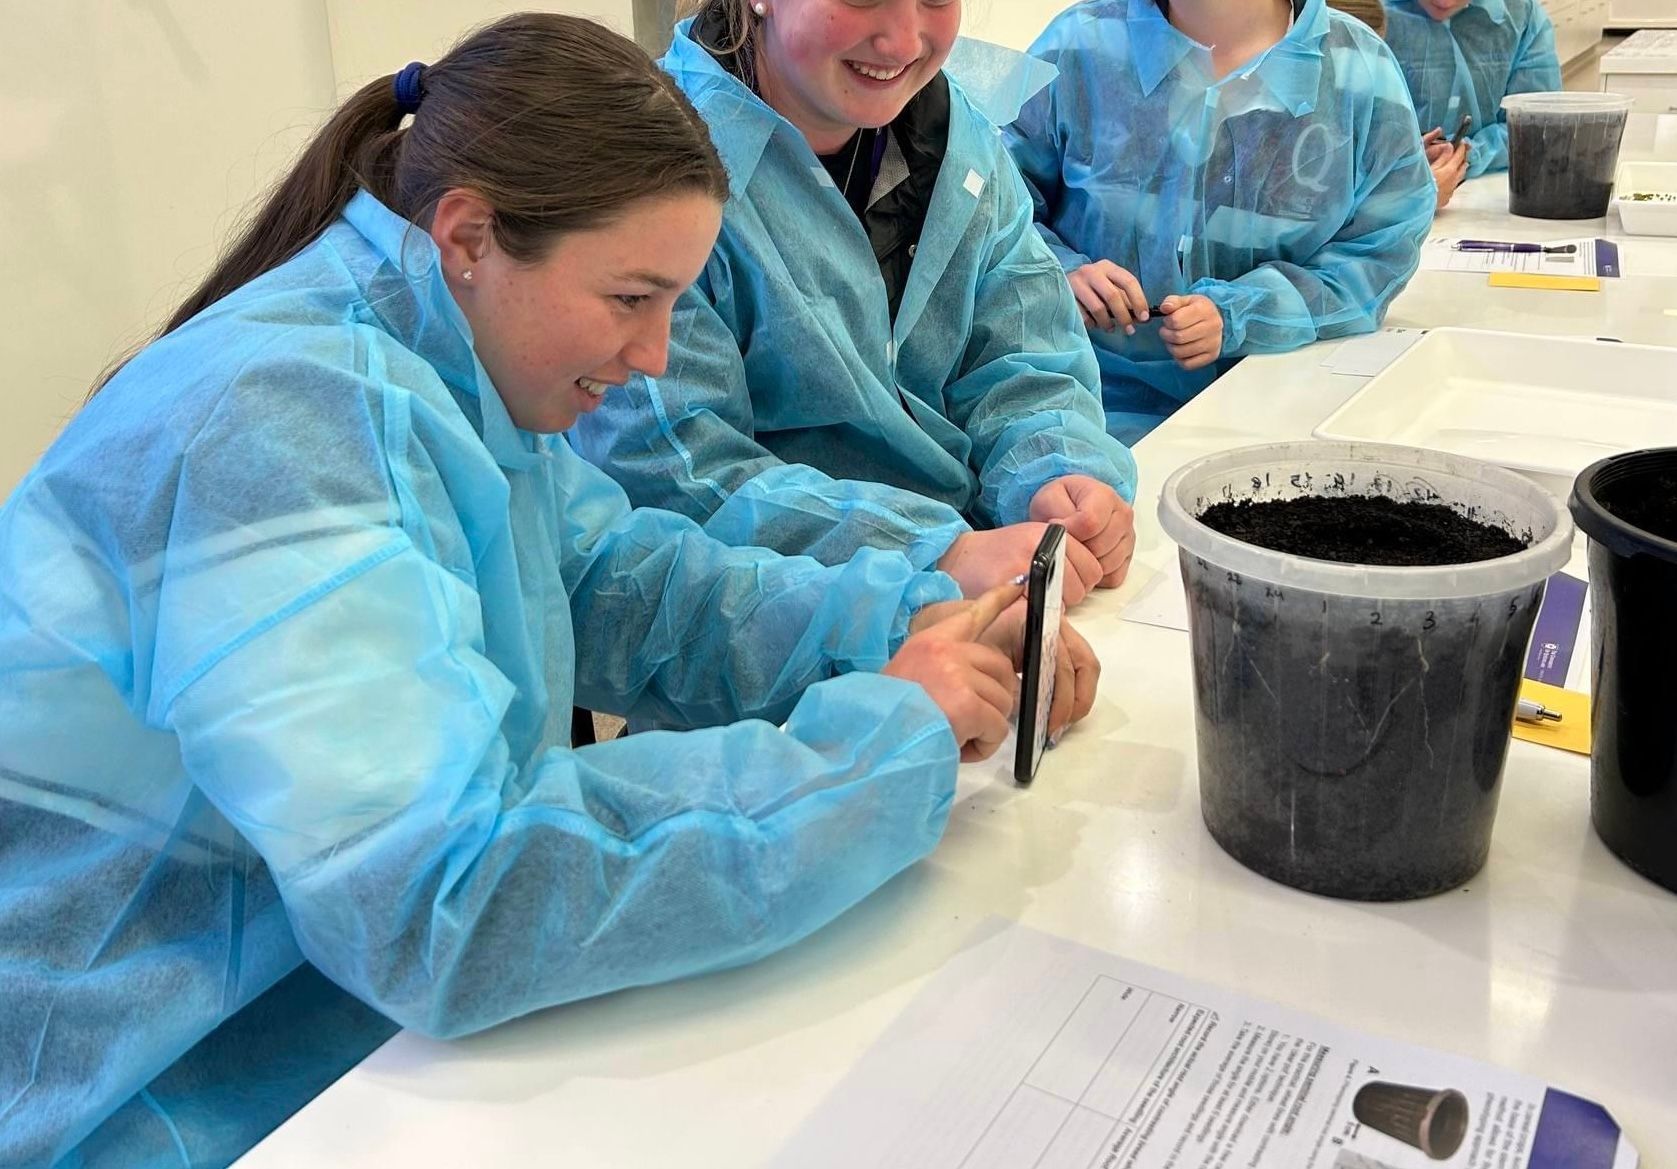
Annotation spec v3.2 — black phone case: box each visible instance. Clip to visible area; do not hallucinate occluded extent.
[1014,524,1066,784]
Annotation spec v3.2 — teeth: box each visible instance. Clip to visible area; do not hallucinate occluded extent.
[577,378,610,398]
[848,61,908,81]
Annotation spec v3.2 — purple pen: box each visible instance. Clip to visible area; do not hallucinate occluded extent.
[1452,240,1579,254]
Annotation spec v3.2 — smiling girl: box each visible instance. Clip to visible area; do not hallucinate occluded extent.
[571,0,1142,613]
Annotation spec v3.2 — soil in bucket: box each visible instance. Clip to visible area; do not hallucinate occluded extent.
[1197,495,1526,566]
[1570,449,1677,894]
[1169,473,1554,901]
[1504,93,1631,220]
[1184,570,1540,899]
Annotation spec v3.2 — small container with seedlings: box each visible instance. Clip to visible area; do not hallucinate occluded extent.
[1158,442,1573,901]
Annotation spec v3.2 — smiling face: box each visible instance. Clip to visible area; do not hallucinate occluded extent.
[1418,0,1472,20]
[754,0,962,153]
[432,190,722,433]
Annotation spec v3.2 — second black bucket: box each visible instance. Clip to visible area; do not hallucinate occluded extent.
[1570,448,1677,894]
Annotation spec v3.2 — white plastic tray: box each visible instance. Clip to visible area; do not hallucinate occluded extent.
[1312,328,1677,496]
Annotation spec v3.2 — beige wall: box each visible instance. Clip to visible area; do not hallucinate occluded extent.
[0,1,637,503]
[326,0,636,98]
[962,0,1079,51]
[0,0,1067,501]
[1,2,337,500]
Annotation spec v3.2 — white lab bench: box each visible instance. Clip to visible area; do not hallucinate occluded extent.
[238,172,1677,1167]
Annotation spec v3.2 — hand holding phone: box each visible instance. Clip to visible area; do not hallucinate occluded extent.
[1015,524,1068,784]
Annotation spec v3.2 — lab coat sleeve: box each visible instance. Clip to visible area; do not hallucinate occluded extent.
[162,413,961,1039]
[550,441,963,728]
[1190,73,1434,357]
[1003,38,1095,273]
[949,157,1139,528]
[570,269,970,572]
[1465,6,1563,177]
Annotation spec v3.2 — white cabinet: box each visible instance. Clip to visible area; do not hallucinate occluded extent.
[1607,0,1677,30]
[1546,0,1607,65]
[1600,29,1677,112]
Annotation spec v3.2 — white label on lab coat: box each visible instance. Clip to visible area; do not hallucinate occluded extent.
[963,169,985,198]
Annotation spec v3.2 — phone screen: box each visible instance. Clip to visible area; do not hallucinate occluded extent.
[1014,524,1067,784]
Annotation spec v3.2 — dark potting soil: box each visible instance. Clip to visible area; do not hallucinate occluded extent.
[1600,468,1677,543]
[1197,495,1526,566]
[1507,112,1627,219]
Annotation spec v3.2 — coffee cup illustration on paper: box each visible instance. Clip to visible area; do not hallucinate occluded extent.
[1353,1081,1471,1161]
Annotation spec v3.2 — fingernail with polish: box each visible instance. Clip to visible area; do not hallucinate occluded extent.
[1010,573,1029,586]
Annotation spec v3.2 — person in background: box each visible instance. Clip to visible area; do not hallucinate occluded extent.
[1381,0,1562,189]
[0,15,1099,1167]
[569,0,1140,613]
[1333,0,1473,208]
[1005,0,1435,444]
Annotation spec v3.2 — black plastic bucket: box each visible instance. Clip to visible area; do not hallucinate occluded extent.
[1570,448,1677,894]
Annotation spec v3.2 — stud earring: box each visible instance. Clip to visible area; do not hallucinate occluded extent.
[461,269,474,282]
[753,2,767,15]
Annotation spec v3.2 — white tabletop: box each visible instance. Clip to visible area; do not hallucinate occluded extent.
[241,175,1677,1167]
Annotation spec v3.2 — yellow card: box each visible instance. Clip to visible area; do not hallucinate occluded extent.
[1489,272,1602,293]
[1511,678,1591,755]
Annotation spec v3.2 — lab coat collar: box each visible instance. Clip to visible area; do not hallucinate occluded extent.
[340,190,540,472]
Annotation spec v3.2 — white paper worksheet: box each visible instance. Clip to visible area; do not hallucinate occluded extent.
[1419,236,1616,277]
[773,925,1638,1169]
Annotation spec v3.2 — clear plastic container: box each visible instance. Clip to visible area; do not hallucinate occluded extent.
[1158,442,1573,901]
[1503,92,1633,220]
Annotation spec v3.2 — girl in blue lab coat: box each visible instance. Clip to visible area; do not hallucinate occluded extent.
[0,15,1099,1167]
[571,0,1142,611]
[1007,0,1435,444]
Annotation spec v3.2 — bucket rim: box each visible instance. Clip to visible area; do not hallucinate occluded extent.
[1569,446,1677,562]
[1157,440,1574,600]
[1502,91,1635,115]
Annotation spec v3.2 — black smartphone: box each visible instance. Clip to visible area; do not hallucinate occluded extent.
[1014,523,1067,785]
[1451,113,1473,147]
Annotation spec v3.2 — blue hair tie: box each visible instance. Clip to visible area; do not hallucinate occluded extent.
[394,61,426,115]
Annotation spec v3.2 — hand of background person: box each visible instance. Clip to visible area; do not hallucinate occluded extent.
[1068,260,1151,335]
[1431,138,1471,210]
[1157,294,1225,371]
[1029,475,1136,588]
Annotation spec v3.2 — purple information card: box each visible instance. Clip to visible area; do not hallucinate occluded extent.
[1526,571,1588,686]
